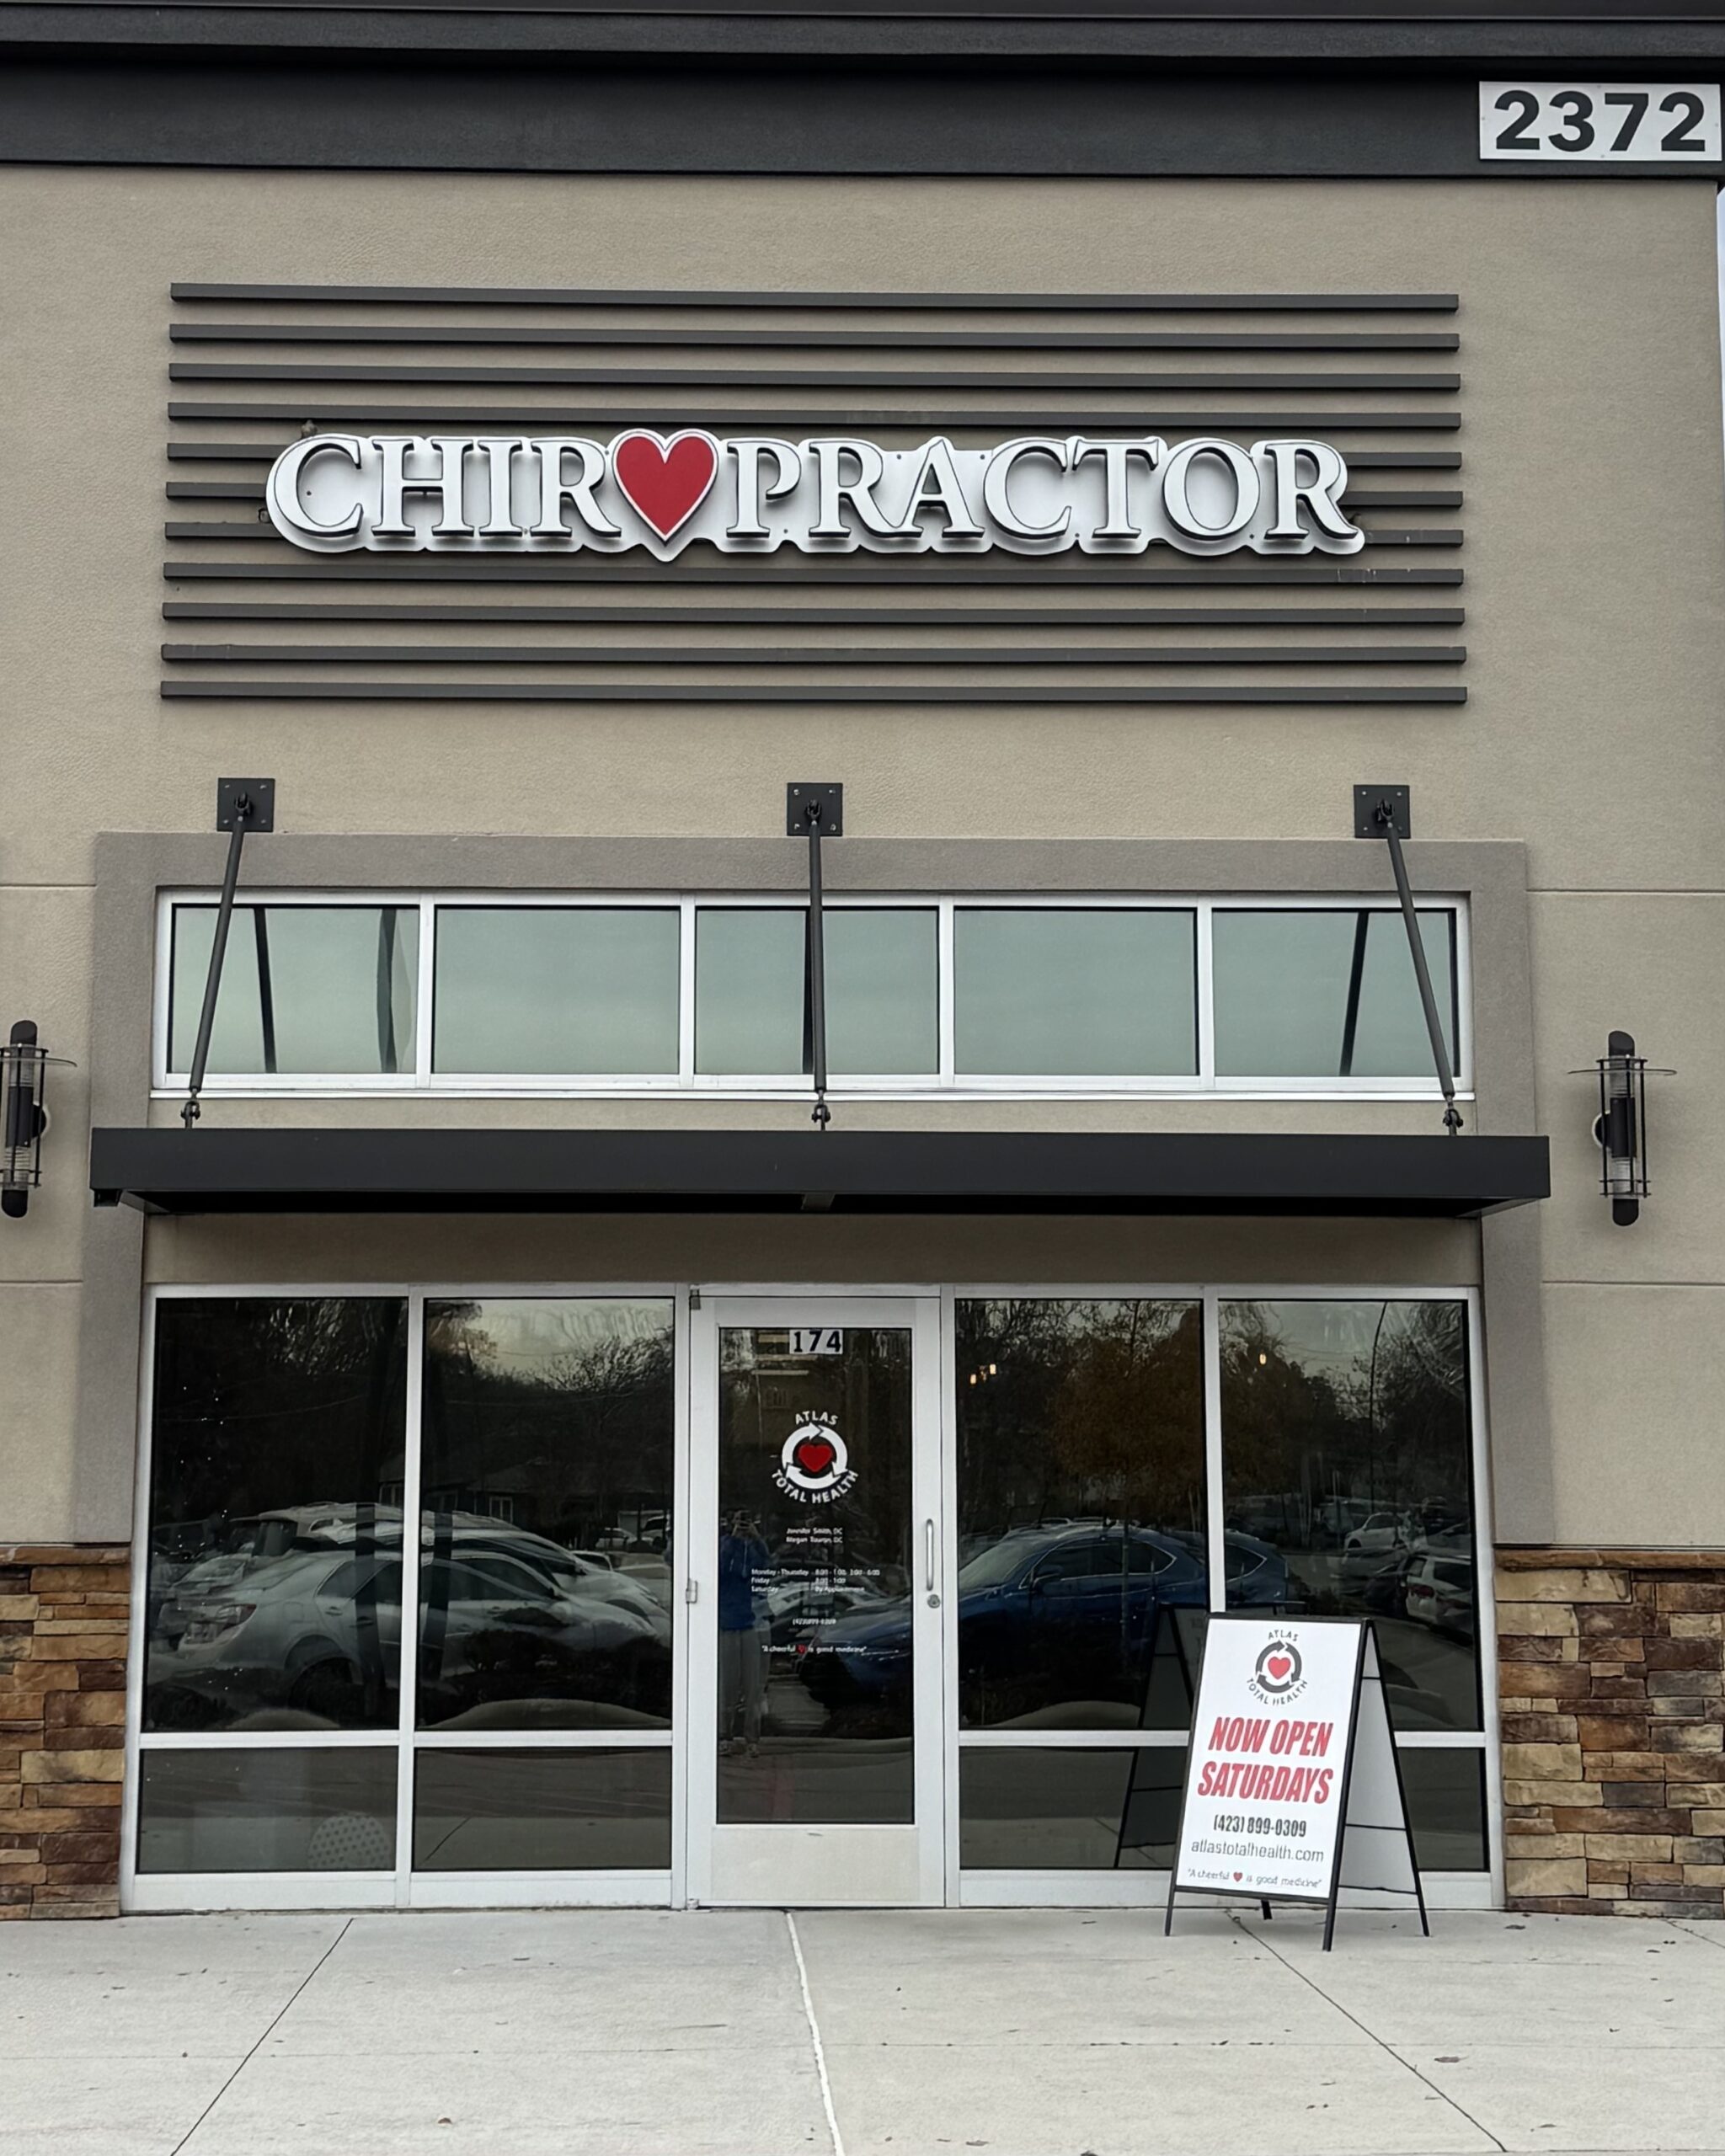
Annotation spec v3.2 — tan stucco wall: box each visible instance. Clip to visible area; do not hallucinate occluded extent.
[2,168,1722,1545]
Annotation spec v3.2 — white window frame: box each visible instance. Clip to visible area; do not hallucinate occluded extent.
[123,1280,1498,1917]
[152,889,1474,1105]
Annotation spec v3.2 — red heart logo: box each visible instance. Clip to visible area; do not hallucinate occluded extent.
[1267,1653,1291,1679]
[611,430,718,540]
[793,1436,836,1476]
[1233,1872,1243,1881]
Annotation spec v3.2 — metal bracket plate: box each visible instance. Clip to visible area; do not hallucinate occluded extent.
[786,782,843,837]
[1353,783,1410,841]
[216,777,276,834]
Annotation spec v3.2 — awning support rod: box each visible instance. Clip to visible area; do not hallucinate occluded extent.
[1354,785,1462,1136]
[182,778,275,1129]
[788,782,843,1131]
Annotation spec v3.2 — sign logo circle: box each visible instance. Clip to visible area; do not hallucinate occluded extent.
[777,1419,852,1498]
[1252,1638,1304,1696]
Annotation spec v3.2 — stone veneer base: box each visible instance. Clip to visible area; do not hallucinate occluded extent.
[0,1545,128,1919]
[1498,1548,1725,1919]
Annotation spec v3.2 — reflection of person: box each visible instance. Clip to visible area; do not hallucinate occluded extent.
[718,1510,771,1754]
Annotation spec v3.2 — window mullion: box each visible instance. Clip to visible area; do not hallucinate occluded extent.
[394,1291,426,1904]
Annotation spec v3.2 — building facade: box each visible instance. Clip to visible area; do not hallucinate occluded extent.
[2,0,1723,1921]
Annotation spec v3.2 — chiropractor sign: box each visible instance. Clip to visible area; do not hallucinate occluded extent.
[264,428,1365,561]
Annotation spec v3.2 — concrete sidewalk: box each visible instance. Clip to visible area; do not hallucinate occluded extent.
[2,1906,1722,2156]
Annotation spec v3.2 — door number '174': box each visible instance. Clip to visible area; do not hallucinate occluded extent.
[1480,82,1722,162]
[790,1327,845,1355]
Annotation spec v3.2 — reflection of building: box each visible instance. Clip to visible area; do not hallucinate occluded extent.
[3,0,1724,1925]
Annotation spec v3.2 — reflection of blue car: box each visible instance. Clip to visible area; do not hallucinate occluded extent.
[804,1525,1209,1721]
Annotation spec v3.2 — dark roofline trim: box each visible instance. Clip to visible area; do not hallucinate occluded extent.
[88,1125,1551,1219]
[8,58,1725,178]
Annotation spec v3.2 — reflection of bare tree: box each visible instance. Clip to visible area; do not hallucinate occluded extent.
[1219,1299,1470,1545]
[956,1300,1204,1540]
[422,1304,676,1551]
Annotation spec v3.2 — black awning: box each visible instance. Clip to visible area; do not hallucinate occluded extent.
[89,1126,1549,1219]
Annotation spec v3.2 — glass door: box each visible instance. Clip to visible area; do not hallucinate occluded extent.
[687,1295,945,1906]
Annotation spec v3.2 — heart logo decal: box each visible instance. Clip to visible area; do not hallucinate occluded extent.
[611,430,718,540]
[793,1436,836,1476]
[1233,1872,1243,1882]
[1266,1653,1291,1681]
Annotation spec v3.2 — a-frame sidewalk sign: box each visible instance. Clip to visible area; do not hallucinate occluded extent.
[1164,1612,1429,1952]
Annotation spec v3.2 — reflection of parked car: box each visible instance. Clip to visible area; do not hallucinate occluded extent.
[1405,1553,1475,1639]
[1340,1512,1411,1580]
[1357,1550,1418,1618]
[1166,1531,1292,1610]
[804,1525,1207,1720]
[152,1542,670,1728]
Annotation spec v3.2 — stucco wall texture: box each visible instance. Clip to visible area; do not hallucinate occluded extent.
[1,170,1722,1549]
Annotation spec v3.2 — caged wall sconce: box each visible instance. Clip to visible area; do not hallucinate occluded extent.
[1577,1029,1673,1228]
[1,1021,73,1221]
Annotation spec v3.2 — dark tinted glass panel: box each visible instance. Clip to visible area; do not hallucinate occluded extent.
[433,906,679,1075]
[419,1300,675,1731]
[144,1299,408,1733]
[953,910,1196,1075]
[1219,1299,1480,1733]
[959,1747,1186,1869]
[694,907,937,1075]
[1212,909,1457,1079]
[718,1325,914,1823]
[136,1748,396,1873]
[170,905,417,1075]
[954,1300,1207,1731]
[1400,1748,1487,1871]
[413,1748,672,1870]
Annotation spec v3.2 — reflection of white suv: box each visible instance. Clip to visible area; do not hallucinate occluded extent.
[1404,1553,1475,1640]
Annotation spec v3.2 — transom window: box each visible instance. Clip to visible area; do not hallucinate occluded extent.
[158,892,1469,1097]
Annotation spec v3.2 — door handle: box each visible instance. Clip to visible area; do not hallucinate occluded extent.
[925,1518,936,1594]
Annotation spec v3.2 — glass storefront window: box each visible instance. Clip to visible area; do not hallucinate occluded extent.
[413,1748,672,1870]
[953,909,1197,1075]
[693,906,938,1075]
[954,1299,1207,1730]
[1218,1298,1481,1733]
[143,1298,409,1733]
[433,906,680,1075]
[136,1748,398,1874]
[418,1299,676,1730]
[169,904,418,1075]
[714,1324,916,1824]
[1211,908,1458,1080]
[959,1747,1187,1870]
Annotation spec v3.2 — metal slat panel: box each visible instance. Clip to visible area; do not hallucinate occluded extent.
[170,362,1461,391]
[160,642,1467,664]
[169,286,1463,312]
[168,324,1462,352]
[160,680,1468,703]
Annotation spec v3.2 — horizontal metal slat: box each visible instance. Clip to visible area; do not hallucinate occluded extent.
[160,603,1466,627]
[170,286,1462,312]
[169,323,1462,353]
[162,524,1466,552]
[168,403,1464,430]
[159,681,1470,705]
[162,480,1463,510]
[170,362,1463,391]
[162,642,1466,665]
[163,443,1466,467]
[161,558,1465,586]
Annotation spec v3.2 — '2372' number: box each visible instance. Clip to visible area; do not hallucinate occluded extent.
[1487,83,1713,159]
